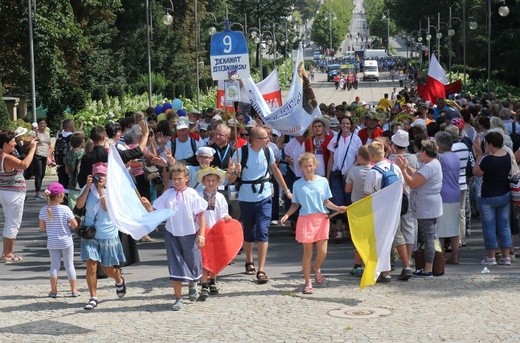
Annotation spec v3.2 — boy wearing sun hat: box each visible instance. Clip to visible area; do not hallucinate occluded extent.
[195,166,231,301]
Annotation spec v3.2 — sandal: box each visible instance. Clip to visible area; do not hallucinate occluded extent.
[115,277,126,298]
[302,283,313,294]
[245,262,256,275]
[84,298,98,310]
[313,266,326,285]
[256,271,269,284]
[1,255,23,263]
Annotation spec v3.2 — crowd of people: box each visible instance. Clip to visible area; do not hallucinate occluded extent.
[1,84,520,309]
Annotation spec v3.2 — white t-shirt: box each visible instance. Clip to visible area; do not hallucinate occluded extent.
[327,134,362,175]
[197,190,229,228]
[170,138,202,161]
[232,145,276,203]
[283,138,305,178]
[364,160,404,195]
[153,187,208,236]
[39,205,74,250]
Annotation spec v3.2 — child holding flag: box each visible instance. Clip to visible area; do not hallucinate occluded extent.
[195,167,232,301]
[281,153,346,294]
[345,145,372,277]
[141,161,207,311]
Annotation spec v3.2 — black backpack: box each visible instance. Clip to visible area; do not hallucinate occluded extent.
[171,136,199,166]
[54,133,71,166]
[235,145,271,193]
[510,122,520,153]
[461,136,476,178]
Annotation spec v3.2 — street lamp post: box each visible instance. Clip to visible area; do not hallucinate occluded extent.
[469,0,510,93]
[436,13,443,61]
[382,9,390,53]
[447,7,462,82]
[146,0,174,108]
[28,0,37,123]
[425,17,438,62]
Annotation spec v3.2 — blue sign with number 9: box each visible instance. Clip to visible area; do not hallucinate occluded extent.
[210,30,250,80]
[210,31,248,56]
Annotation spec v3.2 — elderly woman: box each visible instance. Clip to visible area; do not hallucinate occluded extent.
[396,139,443,277]
[434,131,463,264]
[473,131,512,265]
[28,118,53,199]
[0,130,37,262]
[76,162,126,310]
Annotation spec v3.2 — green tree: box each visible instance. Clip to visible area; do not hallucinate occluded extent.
[0,82,11,130]
[310,0,353,53]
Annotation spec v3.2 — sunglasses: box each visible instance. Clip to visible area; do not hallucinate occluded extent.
[240,133,250,137]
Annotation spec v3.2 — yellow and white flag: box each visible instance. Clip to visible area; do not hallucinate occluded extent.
[347,180,403,289]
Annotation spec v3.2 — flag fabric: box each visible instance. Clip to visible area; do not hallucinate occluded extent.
[347,180,403,289]
[105,145,176,240]
[417,54,462,103]
[242,44,322,136]
[216,69,282,111]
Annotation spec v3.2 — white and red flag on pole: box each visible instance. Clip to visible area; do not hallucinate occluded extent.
[216,70,282,111]
[417,54,462,103]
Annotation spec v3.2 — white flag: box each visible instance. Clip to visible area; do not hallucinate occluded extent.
[106,145,176,240]
[242,45,322,136]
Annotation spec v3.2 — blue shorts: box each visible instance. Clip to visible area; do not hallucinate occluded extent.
[240,197,272,243]
[80,236,126,267]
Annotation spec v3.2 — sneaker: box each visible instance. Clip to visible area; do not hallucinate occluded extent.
[188,286,197,301]
[480,257,497,266]
[497,257,511,265]
[172,298,183,311]
[398,268,413,281]
[466,228,471,236]
[350,266,364,277]
[510,254,516,262]
[197,287,209,301]
[270,220,279,225]
[413,269,433,278]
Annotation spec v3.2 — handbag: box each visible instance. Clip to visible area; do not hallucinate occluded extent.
[77,225,96,240]
[510,174,520,205]
[413,242,445,276]
[144,164,160,181]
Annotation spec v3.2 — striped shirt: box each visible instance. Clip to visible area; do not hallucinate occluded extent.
[0,154,26,192]
[39,205,75,249]
[451,141,470,191]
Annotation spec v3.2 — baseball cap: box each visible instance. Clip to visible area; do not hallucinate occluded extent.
[176,122,189,130]
[46,182,68,195]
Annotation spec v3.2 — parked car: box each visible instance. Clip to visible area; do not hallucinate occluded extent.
[326,64,341,82]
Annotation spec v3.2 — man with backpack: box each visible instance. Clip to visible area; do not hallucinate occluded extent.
[170,120,202,166]
[227,127,291,285]
[364,141,410,282]
[54,119,75,190]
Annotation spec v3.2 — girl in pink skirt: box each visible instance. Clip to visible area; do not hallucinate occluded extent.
[281,153,346,294]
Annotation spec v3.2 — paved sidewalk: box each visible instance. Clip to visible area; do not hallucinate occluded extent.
[2,175,520,342]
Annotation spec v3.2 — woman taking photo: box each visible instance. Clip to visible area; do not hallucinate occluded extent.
[396,139,443,277]
[76,162,126,310]
[0,130,38,262]
[473,131,512,265]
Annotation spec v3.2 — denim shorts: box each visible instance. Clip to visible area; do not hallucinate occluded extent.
[240,197,272,243]
[80,236,126,267]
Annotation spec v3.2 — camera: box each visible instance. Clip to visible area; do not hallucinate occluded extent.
[93,175,101,184]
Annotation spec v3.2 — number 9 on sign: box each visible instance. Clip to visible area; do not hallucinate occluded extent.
[223,35,232,53]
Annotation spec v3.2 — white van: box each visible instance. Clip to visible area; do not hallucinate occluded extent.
[362,60,379,81]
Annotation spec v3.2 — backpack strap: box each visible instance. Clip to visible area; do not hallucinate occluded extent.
[237,145,271,193]
[190,137,197,155]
